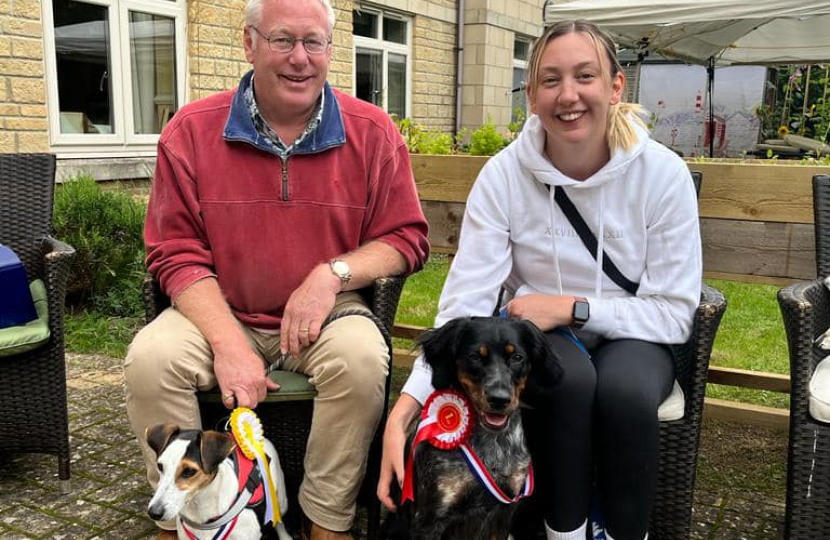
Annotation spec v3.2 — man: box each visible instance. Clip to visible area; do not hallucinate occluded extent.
[124,0,430,537]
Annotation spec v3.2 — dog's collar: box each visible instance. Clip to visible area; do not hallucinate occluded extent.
[180,446,265,532]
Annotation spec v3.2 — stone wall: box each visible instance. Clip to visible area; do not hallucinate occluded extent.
[0,0,48,152]
[461,0,545,133]
[186,0,250,99]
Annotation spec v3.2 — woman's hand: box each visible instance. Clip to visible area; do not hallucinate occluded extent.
[378,393,421,511]
[504,294,578,331]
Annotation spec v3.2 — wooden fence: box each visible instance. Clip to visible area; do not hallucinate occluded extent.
[392,156,830,429]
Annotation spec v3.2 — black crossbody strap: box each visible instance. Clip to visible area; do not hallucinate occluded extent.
[553,185,640,296]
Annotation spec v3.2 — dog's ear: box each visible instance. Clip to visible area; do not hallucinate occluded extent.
[417,318,469,390]
[200,431,235,474]
[146,424,180,457]
[520,321,564,403]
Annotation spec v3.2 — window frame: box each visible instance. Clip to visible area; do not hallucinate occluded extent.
[512,36,531,124]
[42,0,187,156]
[352,7,412,119]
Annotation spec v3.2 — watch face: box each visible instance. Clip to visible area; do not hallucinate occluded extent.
[574,301,590,322]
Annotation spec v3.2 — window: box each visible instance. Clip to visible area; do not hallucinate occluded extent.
[43,0,186,154]
[512,38,531,126]
[352,8,411,119]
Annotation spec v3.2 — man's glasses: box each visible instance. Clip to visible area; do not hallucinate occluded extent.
[249,26,331,54]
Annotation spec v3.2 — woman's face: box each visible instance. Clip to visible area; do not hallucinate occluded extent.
[528,32,624,159]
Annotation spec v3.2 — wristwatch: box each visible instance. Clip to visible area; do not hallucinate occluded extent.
[572,296,590,328]
[329,259,352,289]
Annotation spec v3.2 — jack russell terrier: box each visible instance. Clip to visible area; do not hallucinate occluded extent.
[146,424,292,540]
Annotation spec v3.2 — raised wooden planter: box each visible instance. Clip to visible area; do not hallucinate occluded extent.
[412,155,829,284]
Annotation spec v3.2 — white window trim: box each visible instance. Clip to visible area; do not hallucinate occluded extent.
[42,0,187,157]
[352,7,412,119]
[512,37,531,120]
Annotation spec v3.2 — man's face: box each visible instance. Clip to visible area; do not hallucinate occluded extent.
[244,0,332,120]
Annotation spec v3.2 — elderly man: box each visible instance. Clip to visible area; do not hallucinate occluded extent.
[124,0,430,537]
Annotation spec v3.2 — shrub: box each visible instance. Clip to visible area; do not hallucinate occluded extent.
[395,118,454,154]
[469,117,506,156]
[53,174,146,316]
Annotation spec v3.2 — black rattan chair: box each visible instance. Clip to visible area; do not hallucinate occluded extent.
[648,170,727,539]
[777,174,830,540]
[0,153,76,492]
[650,283,726,539]
[143,274,404,540]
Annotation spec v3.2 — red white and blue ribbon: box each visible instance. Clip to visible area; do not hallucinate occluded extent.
[400,389,533,505]
[458,444,534,504]
[181,517,238,540]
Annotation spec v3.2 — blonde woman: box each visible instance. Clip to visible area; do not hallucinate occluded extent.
[378,20,701,540]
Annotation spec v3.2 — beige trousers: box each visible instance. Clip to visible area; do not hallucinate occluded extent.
[124,292,389,532]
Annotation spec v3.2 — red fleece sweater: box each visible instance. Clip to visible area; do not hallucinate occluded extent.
[145,88,429,329]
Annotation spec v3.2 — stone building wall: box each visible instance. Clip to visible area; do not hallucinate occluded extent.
[0,0,48,152]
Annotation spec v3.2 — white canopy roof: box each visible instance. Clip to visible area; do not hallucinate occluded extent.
[543,0,830,65]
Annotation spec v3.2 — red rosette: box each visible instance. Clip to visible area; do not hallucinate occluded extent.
[421,389,475,450]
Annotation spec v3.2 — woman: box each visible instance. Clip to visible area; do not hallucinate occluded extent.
[378,20,702,540]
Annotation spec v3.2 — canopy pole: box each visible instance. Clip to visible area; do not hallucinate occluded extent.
[708,56,715,158]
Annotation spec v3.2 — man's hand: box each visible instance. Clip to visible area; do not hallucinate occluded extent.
[280,263,342,357]
[504,294,577,331]
[213,342,280,409]
[378,394,421,512]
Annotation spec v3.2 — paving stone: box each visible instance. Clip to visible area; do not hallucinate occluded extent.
[50,499,132,531]
[0,505,72,536]
[0,527,35,539]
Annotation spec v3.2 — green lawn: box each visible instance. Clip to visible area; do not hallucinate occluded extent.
[65,255,795,408]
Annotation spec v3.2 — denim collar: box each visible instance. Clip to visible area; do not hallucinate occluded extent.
[223,70,346,155]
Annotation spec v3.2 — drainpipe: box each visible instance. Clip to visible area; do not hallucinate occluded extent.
[454,0,465,134]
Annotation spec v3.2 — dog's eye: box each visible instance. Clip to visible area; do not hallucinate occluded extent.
[510,354,525,364]
[180,467,197,479]
[466,352,482,363]
[157,463,164,472]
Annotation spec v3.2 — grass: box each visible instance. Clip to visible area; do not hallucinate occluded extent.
[64,308,143,358]
[64,254,793,408]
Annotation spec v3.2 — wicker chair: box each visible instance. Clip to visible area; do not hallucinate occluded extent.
[650,283,726,539]
[143,274,404,540]
[647,170,727,539]
[777,173,830,540]
[0,153,76,492]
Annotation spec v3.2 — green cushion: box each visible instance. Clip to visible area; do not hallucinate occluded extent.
[264,370,316,402]
[0,279,50,357]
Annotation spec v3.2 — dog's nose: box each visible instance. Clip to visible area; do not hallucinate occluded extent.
[487,392,511,411]
[148,504,165,521]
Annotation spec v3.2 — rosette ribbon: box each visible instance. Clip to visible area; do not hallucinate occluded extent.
[401,389,475,503]
[400,389,534,505]
[229,408,282,524]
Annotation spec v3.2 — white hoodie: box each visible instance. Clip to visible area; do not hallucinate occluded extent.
[402,114,702,403]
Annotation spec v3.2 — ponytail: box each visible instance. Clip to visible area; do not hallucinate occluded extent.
[607,102,647,152]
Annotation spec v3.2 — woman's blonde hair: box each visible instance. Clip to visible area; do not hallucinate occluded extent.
[527,20,645,151]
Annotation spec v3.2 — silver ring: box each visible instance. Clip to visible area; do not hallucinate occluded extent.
[222,393,234,401]
[300,327,309,333]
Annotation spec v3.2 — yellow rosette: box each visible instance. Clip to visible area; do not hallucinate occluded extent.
[230,407,282,524]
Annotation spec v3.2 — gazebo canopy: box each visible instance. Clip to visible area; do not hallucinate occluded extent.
[543,0,830,65]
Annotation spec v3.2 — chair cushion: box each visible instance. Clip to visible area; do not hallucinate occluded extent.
[810,356,830,423]
[263,370,317,402]
[0,279,50,357]
[657,380,685,421]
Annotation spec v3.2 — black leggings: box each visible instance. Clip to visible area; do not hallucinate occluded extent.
[520,330,674,540]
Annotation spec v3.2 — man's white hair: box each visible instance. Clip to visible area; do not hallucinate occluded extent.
[245,0,336,34]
